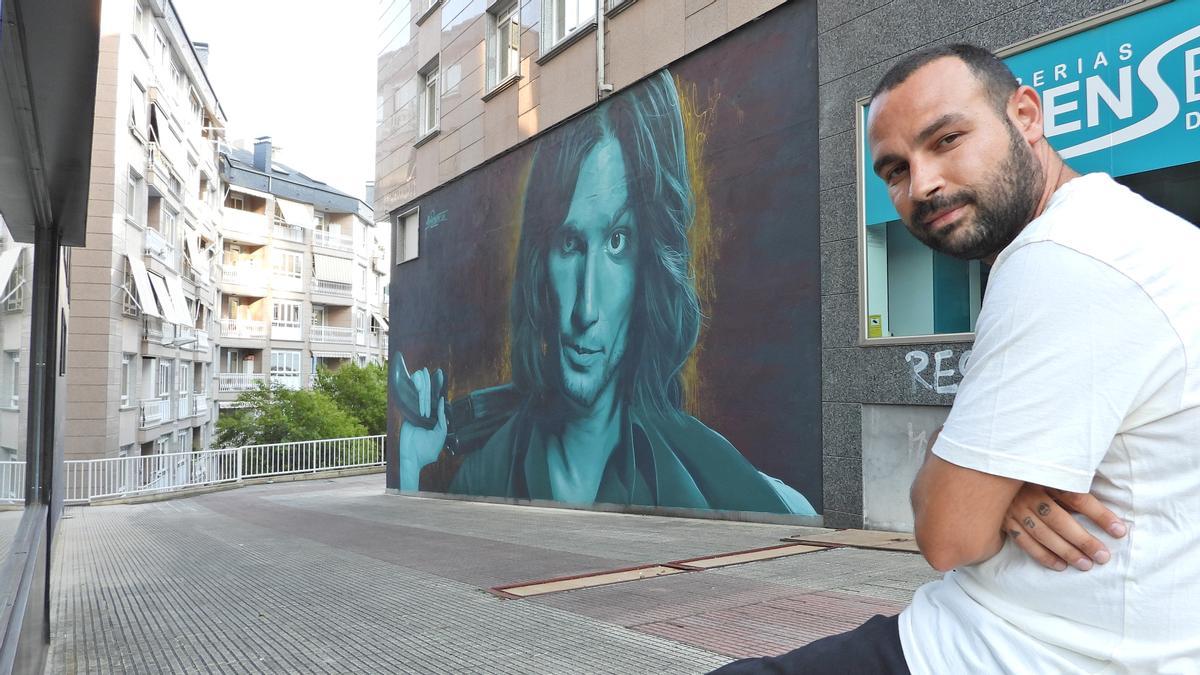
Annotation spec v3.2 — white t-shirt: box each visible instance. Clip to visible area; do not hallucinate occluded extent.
[899,173,1200,674]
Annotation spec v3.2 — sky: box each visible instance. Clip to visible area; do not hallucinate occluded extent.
[172,0,377,204]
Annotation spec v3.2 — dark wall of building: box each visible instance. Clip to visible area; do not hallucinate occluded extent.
[387,1,823,518]
[816,0,1142,528]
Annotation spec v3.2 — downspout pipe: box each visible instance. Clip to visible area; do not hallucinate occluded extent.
[596,0,613,99]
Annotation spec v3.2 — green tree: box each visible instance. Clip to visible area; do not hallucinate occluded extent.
[313,362,387,435]
[215,382,367,448]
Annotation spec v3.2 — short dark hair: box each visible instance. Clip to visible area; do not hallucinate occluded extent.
[510,71,699,422]
[871,43,1018,113]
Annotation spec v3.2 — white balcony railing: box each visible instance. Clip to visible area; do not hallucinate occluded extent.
[192,394,208,416]
[177,394,190,420]
[140,398,172,428]
[195,330,210,351]
[369,331,380,349]
[271,320,302,341]
[217,373,267,393]
[312,279,352,297]
[273,223,307,243]
[272,374,302,390]
[310,325,354,343]
[223,209,268,240]
[220,264,267,289]
[144,228,174,266]
[313,230,354,251]
[219,319,268,339]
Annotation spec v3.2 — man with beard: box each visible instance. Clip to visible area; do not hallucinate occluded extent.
[716,43,1200,673]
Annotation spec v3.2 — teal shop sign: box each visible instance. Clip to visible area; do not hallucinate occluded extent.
[861,0,1200,226]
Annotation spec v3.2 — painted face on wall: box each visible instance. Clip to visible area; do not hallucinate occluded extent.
[867,57,1043,261]
[547,133,638,411]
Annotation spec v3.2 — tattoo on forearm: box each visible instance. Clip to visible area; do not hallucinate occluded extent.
[1023,516,1036,529]
[1037,502,1051,517]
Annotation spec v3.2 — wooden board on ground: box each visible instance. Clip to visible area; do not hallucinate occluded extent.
[783,529,919,553]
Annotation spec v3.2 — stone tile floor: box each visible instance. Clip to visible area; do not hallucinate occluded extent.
[48,474,940,674]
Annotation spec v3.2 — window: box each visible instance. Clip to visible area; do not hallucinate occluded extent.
[157,360,171,399]
[270,350,300,379]
[2,351,18,408]
[272,250,302,279]
[230,195,245,211]
[3,249,24,312]
[121,260,140,318]
[121,354,135,407]
[314,212,325,230]
[178,361,190,396]
[271,301,301,327]
[129,80,147,140]
[487,2,521,91]
[542,0,594,53]
[396,209,420,264]
[418,58,440,137]
[311,305,326,326]
[155,435,170,454]
[125,169,146,226]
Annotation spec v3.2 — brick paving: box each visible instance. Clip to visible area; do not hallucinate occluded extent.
[47,474,940,674]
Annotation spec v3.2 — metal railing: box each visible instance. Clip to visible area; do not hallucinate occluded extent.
[312,279,352,297]
[217,373,267,392]
[192,394,208,416]
[0,462,25,504]
[310,324,354,343]
[219,264,267,288]
[140,397,172,428]
[219,319,268,339]
[273,223,306,243]
[176,393,190,420]
[313,230,354,251]
[50,435,385,504]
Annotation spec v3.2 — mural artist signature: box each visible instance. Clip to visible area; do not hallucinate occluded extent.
[425,209,448,230]
[905,348,973,395]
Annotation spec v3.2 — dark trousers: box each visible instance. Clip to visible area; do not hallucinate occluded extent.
[710,614,910,675]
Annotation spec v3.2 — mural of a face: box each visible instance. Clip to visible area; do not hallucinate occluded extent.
[548,134,638,410]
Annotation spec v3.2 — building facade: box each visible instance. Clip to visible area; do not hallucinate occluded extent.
[65,0,226,462]
[379,0,1200,527]
[215,138,389,411]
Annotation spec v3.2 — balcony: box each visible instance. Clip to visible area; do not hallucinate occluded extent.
[313,230,353,252]
[177,393,191,420]
[217,373,267,393]
[142,317,177,345]
[192,394,208,416]
[195,330,210,351]
[312,279,352,297]
[271,320,302,342]
[219,319,268,339]
[144,228,174,267]
[140,398,172,428]
[219,264,268,290]
[273,223,307,243]
[369,330,381,349]
[223,209,269,245]
[310,325,354,344]
[272,375,302,390]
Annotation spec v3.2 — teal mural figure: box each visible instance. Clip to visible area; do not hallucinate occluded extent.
[394,71,815,515]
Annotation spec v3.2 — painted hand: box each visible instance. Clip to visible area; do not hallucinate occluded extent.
[1003,484,1127,571]
[397,365,447,491]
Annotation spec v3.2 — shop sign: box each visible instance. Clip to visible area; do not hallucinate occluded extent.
[861,0,1200,227]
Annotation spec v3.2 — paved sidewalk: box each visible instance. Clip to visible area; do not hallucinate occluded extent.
[48,475,940,674]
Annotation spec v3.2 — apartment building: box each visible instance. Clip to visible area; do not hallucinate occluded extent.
[215,138,389,410]
[65,0,226,461]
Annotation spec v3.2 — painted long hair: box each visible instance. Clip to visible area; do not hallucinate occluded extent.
[509,70,700,421]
